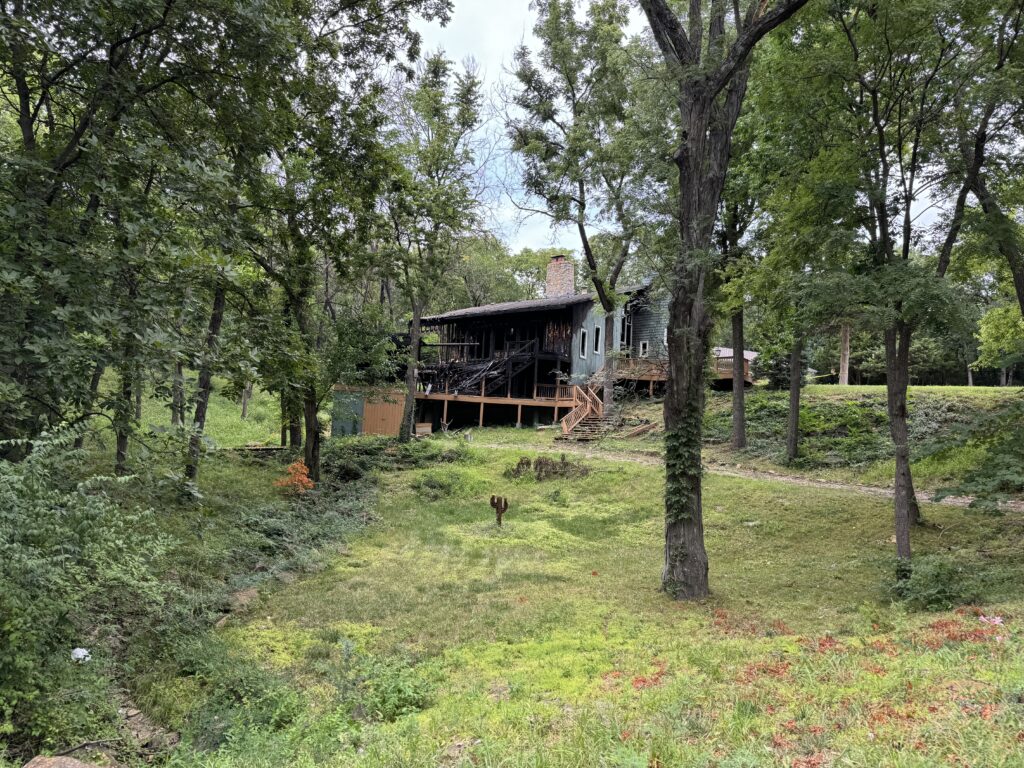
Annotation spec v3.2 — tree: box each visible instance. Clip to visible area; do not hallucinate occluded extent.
[639,0,809,598]
[386,54,482,442]
[510,0,665,406]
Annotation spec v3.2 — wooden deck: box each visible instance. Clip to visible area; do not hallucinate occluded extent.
[612,356,753,386]
[416,382,579,427]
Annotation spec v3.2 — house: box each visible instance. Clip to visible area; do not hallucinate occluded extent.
[332,255,755,438]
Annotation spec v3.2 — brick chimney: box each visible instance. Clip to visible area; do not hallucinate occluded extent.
[545,255,575,297]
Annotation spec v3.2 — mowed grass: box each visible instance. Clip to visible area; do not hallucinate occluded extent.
[600,385,1023,492]
[179,440,1024,767]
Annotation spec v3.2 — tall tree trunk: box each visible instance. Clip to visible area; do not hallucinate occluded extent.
[973,176,1024,319]
[280,394,288,447]
[302,385,320,482]
[885,322,920,568]
[73,362,104,450]
[786,335,802,463]
[399,299,423,442]
[662,288,711,599]
[114,367,133,476]
[966,361,973,387]
[731,310,746,449]
[241,381,252,419]
[838,324,851,385]
[288,399,303,447]
[134,372,143,421]
[1000,367,1008,387]
[184,281,227,483]
[171,361,185,427]
[639,0,809,601]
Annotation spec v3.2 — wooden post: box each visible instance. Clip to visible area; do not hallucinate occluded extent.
[553,405,559,422]
[442,398,448,424]
[517,403,522,427]
[649,379,654,398]
[479,400,485,427]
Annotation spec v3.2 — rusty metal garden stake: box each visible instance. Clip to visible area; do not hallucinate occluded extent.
[490,495,508,526]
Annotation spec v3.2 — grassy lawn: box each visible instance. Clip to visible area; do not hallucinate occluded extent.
[599,385,1024,492]
[158,438,1024,767]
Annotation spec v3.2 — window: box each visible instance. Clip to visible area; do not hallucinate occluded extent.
[593,325,602,354]
[639,341,649,358]
[580,329,587,358]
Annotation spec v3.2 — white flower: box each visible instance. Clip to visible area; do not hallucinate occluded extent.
[979,615,1005,626]
[71,647,91,663]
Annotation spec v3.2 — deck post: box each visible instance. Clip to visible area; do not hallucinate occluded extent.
[479,401,485,427]
[553,405,558,423]
[442,398,448,424]
[649,379,654,398]
[517,403,522,428]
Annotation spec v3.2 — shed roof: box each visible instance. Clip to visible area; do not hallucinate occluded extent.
[421,293,593,323]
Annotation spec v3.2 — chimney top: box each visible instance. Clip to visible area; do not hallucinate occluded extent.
[545,254,575,298]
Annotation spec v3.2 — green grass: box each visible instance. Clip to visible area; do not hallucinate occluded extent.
[152,439,1024,767]
[601,385,1023,492]
[135,378,282,448]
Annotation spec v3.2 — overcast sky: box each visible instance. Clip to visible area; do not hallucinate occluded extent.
[413,2,646,254]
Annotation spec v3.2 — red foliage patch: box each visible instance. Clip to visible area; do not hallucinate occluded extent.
[866,703,916,727]
[631,659,668,690]
[919,618,998,649]
[770,733,793,750]
[862,662,887,677]
[804,635,843,654]
[711,608,759,636]
[954,606,985,617]
[869,639,900,657]
[769,618,794,635]
[739,660,792,684]
[274,460,315,494]
[792,754,828,768]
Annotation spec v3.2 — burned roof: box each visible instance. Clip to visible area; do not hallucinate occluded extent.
[421,293,594,323]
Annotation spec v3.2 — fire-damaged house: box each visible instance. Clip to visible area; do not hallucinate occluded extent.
[333,255,755,439]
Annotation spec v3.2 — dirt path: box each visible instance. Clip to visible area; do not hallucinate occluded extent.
[474,441,1024,512]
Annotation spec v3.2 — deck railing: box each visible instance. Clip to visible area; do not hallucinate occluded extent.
[560,385,603,435]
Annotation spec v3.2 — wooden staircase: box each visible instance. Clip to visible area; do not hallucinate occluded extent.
[558,411,619,442]
[556,385,618,441]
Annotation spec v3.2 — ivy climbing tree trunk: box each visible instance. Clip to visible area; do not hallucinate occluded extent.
[731,310,746,449]
[640,0,809,599]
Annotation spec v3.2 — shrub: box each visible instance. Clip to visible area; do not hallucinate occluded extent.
[358,656,430,722]
[274,461,315,495]
[0,428,167,753]
[891,554,980,610]
[505,455,589,481]
[321,437,469,485]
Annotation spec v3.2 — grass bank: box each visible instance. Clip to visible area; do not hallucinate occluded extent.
[156,438,1024,767]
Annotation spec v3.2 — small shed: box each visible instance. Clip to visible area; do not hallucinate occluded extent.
[332,386,406,437]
